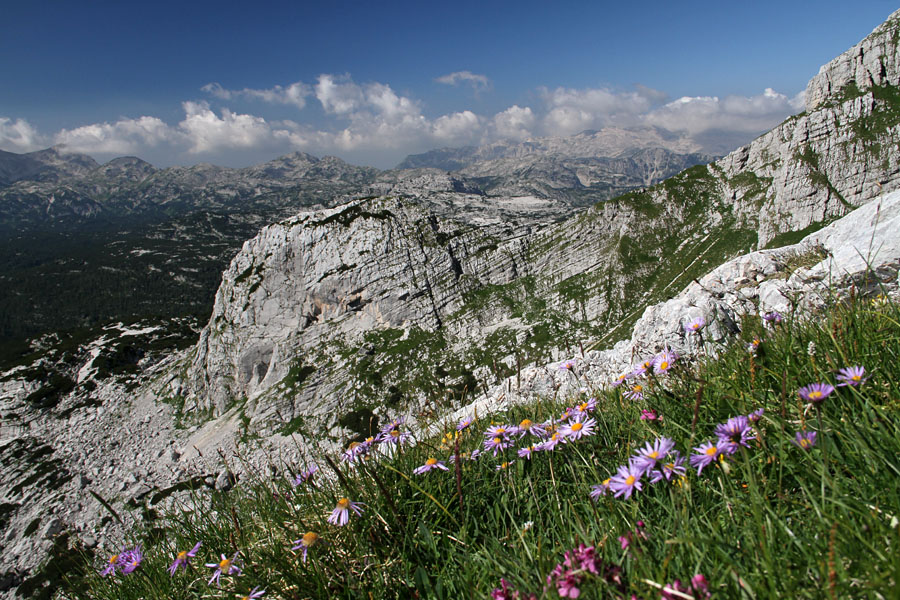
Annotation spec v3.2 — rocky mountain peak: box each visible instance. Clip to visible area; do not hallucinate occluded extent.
[805,9,900,110]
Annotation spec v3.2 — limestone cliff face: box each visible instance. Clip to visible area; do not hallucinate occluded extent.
[806,10,900,110]
[180,11,900,434]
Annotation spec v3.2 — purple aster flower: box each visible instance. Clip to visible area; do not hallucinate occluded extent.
[630,358,653,378]
[623,382,645,401]
[714,415,755,454]
[590,478,611,500]
[119,546,143,574]
[762,311,783,324]
[484,424,512,438]
[206,551,241,587]
[611,372,628,387]
[538,431,564,452]
[608,463,643,499]
[792,430,817,451]
[484,435,511,456]
[292,465,318,486]
[457,417,473,431]
[560,415,597,441]
[495,460,515,471]
[513,418,545,437]
[413,457,448,475]
[836,366,868,387]
[168,541,202,575]
[798,383,835,404]
[558,408,573,422]
[690,441,721,475]
[559,358,577,371]
[649,451,687,483]
[640,408,659,421]
[747,408,764,424]
[376,426,411,445]
[573,398,598,415]
[653,348,678,374]
[238,587,266,600]
[469,449,482,461]
[327,498,364,526]
[632,437,676,474]
[291,531,320,563]
[100,549,126,577]
[517,445,538,460]
[746,337,762,354]
[683,316,706,333]
[341,440,372,463]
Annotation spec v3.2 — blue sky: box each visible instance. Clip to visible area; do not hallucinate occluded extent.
[0,1,896,168]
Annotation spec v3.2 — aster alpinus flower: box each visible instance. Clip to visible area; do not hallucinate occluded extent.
[291,531,320,562]
[611,372,628,387]
[169,541,202,575]
[560,415,596,441]
[327,498,364,526]
[513,418,545,437]
[690,441,721,475]
[590,478,611,500]
[747,408,764,423]
[292,465,318,486]
[517,445,538,459]
[559,358,577,371]
[484,435,511,455]
[762,310,783,324]
[457,417,473,431]
[413,457,448,475]
[683,316,706,333]
[495,460,515,471]
[206,551,241,586]
[714,415,755,454]
[792,430,817,450]
[100,549,125,577]
[798,382,835,404]
[836,365,868,387]
[649,451,687,483]
[119,546,143,574]
[609,463,643,499]
[573,398,597,415]
[623,382,644,401]
[632,437,675,474]
[653,348,677,374]
[238,587,266,599]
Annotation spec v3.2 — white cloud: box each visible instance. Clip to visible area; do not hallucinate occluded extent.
[435,70,491,91]
[201,81,311,109]
[54,116,175,154]
[0,117,45,153]
[538,86,658,135]
[178,101,275,154]
[643,88,804,135]
[432,111,482,144]
[492,105,535,141]
[315,74,365,115]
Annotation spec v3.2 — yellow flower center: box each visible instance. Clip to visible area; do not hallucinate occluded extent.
[648,451,659,459]
[348,441,360,450]
[625,475,636,486]
[571,422,583,432]
[705,446,718,456]
[665,462,675,470]
[390,429,400,437]
[519,419,532,428]
[578,403,588,411]
[492,436,502,445]
[808,391,822,399]
[108,554,119,564]
[603,478,611,486]
[496,428,506,435]
[633,385,643,393]
[176,550,187,560]
[500,462,510,469]
[218,558,231,571]
[302,531,319,546]
[659,361,669,370]
[852,375,861,381]
[365,436,374,443]
[337,498,350,509]
[425,458,438,466]
[800,439,810,448]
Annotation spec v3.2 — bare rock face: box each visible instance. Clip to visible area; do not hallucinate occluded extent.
[806,9,900,110]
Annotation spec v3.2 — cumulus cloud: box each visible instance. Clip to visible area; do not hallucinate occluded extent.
[435,70,491,91]
[539,85,660,135]
[492,105,535,141]
[0,117,45,153]
[202,81,311,109]
[54,116,175,154]
[315,74,366,115]
[643,88,804,135]
[432,110,482,144]
[178,101,276,154]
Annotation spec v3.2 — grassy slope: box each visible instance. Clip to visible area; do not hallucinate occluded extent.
[58,288,900,599]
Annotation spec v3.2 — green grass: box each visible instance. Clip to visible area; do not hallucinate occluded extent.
[53,287,900,599]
